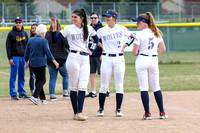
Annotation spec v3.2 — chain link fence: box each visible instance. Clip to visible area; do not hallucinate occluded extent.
[0,1,200,26]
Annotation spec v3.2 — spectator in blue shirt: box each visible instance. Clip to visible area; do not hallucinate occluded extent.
[24,24,59,105]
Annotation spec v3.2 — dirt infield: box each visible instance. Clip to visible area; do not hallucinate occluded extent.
[0,91,200,133]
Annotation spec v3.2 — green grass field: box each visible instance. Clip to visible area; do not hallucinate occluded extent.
[0,61,200,97]
[0,30,200,97]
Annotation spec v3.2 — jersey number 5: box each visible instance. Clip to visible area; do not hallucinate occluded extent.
[148,37,154,50]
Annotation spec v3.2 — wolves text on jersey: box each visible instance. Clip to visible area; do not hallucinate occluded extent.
[102,31,122,42]
[71,33,84,41]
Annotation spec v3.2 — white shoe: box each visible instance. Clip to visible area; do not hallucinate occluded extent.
[41,100,47,104]
[142,113,152,120]
[29,96,40,105]
[160,112,168,119]
[97,109,104,117]
[75,113,88,121]
[115,109,123,117]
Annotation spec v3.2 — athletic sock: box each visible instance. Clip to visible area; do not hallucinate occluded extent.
[77,90,86,114]
[141,91,150,114]
[99,93,106,110]
[70,90,77,114]
[116,93,123,110]
[154,90,164,113]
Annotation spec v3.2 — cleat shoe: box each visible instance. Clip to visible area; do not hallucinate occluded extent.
[106,91,111,97]
[142,113,152,120]
[86,92,97,98]
[29,96,40,105]
[115,109,123,117]
[75,113,88,121]
[63,94,70,99]
[19,95,30,99]
[50,97,58,101]
[73,114,78,120]
[11,95,19,101]
[160,112,168,119]
[41,100,47,104]
[97,109,104,117]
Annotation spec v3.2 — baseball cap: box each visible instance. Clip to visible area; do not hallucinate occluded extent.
[15,16,23,22]
[102,11,118,19]
[132,16,149,24]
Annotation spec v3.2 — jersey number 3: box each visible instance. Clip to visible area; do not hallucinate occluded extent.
[148,37,154,50]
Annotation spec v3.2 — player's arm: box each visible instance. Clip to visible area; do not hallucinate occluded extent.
[157,41,166,53]
[51,17,65,44]
[97,42,103,51]
[91,35,99,46]
[132,44,139,56]
[122,33,135,52]
[89,35,99,52]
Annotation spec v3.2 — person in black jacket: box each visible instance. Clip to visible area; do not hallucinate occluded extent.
[86,12,111,98]
[6,17,29,100]
[45,19,70,101]
[29,23,38,95]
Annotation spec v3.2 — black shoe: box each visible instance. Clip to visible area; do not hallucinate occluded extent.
[106,91,111,97]
[86,92,97,98]
[63,94,70,99]
[19,94,30,99]
[11,95,19,101]
[50,96,58,101]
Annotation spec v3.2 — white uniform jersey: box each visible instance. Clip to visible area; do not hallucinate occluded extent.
[134,28,163,55]
[97,24,131,53]
[60,24,97,53]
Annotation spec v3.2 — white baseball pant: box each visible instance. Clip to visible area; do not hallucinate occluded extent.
[135,55,161,92]
[66,52,90,92]
[99,55,125,94]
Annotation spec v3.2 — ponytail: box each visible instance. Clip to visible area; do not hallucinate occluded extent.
[73,8,88,41]
[81,8,88,41]
[146,12,163,38]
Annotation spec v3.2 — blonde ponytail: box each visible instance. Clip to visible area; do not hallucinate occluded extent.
[146,12,163,38]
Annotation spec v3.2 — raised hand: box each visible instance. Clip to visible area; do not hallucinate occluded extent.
[51,17,57,32]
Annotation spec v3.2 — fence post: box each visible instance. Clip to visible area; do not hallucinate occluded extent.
[167,27,170,63]
[179,2,181,23]
[69,3,71,24]
[157,2,160,21]
[6,6,8,25]
[91,2,93,13]
[25,3,27,26]
[136,2,138,17]
[113,2,116,11]
[2,3,4,20]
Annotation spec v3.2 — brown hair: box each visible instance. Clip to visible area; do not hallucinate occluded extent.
[48,19,62,32]
[90,12,99,18]
[30,23,38,37]
[140,11,163,38]
[109,9,118,23]
[73,8,88,41]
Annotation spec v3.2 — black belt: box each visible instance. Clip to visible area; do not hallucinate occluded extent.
[140,54,157,57]
[71,50,89,56]
[102,53,123,57]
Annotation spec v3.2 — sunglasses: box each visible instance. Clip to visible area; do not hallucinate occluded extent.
[90,17,98,19]
[15,22,22,24]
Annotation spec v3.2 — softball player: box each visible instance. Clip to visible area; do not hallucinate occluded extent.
[97,10,135,117]
[132,12,168,120]
[51,8,99,121]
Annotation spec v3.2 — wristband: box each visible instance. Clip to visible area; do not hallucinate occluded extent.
[125,37,135,46]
